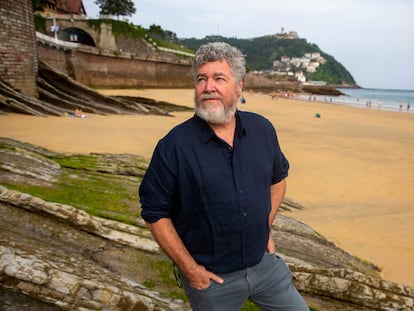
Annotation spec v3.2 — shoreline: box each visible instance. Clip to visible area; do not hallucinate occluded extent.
[297,96,414,114]
[0,88,413,289]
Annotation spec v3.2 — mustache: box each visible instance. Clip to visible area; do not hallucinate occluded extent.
[200,94,222,100]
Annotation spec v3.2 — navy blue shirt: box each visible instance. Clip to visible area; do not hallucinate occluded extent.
[139,111,289,273]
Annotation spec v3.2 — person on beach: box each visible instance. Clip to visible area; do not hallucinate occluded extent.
[139,42,308,311]
[74,108,87,118]
[240,95,246,111]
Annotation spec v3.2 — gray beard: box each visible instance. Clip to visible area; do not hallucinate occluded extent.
[195,99,238,124]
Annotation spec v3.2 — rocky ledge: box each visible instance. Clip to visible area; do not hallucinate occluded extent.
[0,138,413,311]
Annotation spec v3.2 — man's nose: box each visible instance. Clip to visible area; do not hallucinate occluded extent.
[204,78,216,92]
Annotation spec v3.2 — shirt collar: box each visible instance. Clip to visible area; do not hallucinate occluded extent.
[235,111,247,138]
[194,111,246,144]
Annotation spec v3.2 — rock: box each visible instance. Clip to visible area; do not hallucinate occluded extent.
[292,265,413,311]
[0,185,159,253]
[273,214,380,275]
[302,85,345,96]
[0,244,185,311]
[0,188,188,311]
[0,149,61,186]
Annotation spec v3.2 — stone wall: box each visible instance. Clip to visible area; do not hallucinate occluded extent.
[37,44,69,75]
[0,0,38,97]
[38,43,194,88]
[73,51,193,88]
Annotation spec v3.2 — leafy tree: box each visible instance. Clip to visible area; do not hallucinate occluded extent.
[148,24,177,42]
[94,0,136,19]
[32,0,48,12]
[148,24,165,38]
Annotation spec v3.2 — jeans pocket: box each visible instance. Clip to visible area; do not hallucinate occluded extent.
[190,280,214,292]
[264,250,277,257]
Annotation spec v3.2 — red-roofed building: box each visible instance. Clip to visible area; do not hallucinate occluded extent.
[43,0,87,16]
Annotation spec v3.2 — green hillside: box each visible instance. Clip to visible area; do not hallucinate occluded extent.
[178,35,356,86]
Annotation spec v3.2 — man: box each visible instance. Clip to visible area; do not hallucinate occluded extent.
[139,42,308,310]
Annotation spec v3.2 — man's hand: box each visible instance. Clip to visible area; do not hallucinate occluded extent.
[267,179,286,254]
[267,232,276,254]
[185,263,224,290]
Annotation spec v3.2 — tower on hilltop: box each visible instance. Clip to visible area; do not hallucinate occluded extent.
[276,27,299,40]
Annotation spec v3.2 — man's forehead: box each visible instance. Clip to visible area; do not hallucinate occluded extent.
[196,60,231,75]
[196,70,228,77]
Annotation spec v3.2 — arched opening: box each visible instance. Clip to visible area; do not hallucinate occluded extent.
[58,27,96,47]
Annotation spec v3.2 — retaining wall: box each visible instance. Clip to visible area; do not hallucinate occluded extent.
[0,0,38,96]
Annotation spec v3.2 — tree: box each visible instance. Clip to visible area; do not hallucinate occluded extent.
[148,24,177,42]
[94,0,136,19]
[32,0,48,12]
[148,24,164,38]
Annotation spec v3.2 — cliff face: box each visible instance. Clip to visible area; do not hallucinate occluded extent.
[0,137,413,311]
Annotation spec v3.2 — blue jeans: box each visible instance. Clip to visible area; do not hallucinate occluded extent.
[180,252,308,311]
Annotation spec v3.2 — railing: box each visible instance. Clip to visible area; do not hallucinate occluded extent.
[157,46,194,58]
[36,32,79,50]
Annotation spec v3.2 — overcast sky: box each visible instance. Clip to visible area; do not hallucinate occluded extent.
[83,0,414,90]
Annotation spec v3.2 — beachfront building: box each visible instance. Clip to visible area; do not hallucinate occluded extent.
[295,71,306,83]
[272,53,326,82]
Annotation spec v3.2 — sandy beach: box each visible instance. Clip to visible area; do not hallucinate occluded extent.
[1,89,413,289]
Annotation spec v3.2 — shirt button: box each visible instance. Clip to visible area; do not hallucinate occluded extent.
[242,212,247,217]
[239,189,243,194]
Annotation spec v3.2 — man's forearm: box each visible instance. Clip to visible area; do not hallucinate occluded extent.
[146,218,224,288]
[146,218,198,275]
[269,178,287,226]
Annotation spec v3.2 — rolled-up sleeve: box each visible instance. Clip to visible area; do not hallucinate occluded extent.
[272,152,289,184]
[269,124,289,184]
[139,141,177,223]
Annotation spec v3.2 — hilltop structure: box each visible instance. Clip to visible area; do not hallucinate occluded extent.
[275,27,299,39]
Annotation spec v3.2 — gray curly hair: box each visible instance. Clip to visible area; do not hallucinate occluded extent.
[193,42,246,85]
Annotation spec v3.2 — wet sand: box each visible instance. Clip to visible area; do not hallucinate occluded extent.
[0,88,413,288]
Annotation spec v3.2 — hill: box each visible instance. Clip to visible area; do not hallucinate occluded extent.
[178,34,356,86]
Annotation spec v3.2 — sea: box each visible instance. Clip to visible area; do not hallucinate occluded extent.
[298,88,414,113]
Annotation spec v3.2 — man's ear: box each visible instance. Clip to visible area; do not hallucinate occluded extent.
[237,81,244,96]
